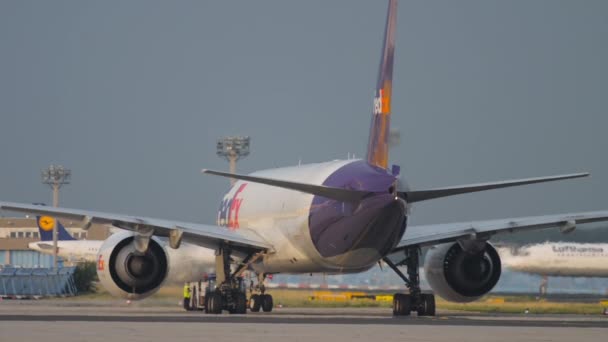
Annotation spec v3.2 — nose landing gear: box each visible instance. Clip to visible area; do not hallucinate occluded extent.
[249,274,273,312]
[249,293,273,312]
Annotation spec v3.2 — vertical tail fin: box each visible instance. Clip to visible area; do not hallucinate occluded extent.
[36,216,75,241]
[366,0,398,169]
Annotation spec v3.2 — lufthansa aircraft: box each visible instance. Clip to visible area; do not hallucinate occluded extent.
[3,0,608,316]
[499,242,608,294]
[29,215,101,262]
[500,242,608,277]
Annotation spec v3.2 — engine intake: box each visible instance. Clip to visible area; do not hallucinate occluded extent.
[97,231,168,300]
[110,236,167,294]
[424,242,501,302]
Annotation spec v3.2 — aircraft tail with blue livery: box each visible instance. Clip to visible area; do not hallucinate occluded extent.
[36,216,75,241]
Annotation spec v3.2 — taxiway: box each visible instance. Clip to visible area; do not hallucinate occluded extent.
[0,301,606,342]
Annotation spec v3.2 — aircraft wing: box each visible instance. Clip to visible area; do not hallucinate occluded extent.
[392,211,608,250]
[0,202,273,254]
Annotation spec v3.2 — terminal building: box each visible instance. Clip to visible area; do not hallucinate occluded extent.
[0,217,111,267]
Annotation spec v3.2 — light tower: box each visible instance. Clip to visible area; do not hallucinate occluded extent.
[216,136,250,186]
[41,164,71,269]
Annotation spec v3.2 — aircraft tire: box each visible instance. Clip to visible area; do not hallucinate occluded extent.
[208,292,223,314]
[233,292,247,314]
[417,294,436,316]
[261,294,273,312]
[393,293,404,315]
[249,294,261,312]
[393,293,411,316]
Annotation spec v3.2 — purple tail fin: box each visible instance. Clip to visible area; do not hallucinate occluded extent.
[366,0,398,169]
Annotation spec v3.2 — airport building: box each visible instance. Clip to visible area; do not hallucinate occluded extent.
[0,217,111,267]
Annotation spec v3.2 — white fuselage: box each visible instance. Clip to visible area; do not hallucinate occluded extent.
[28,240,102,262]
[499,242,608,277]
[231,162,336,274]
[218,159,405,274]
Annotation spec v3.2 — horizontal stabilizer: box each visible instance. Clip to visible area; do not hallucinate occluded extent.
[401,172,589,203]
[202,169,371,202]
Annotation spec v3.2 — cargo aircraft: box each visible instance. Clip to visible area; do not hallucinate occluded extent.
[3,0,608,316]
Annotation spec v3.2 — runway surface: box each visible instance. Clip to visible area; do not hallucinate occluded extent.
[1,301,606,342]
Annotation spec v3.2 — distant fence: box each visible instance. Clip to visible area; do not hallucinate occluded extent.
[0,267,77,298]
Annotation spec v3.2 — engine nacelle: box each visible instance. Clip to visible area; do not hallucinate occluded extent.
[424,241,501,303]
[97,231,169,300]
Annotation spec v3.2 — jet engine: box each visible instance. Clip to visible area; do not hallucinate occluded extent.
[97,231,169,300]
[424,241,501,302]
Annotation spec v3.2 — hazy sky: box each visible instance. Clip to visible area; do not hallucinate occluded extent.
[1,0,607,228]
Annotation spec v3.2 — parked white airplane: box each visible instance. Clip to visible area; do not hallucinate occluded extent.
[28,216,101,262]
[498,242,608,295]
[499,242,608,277]
[3,0,608,316]
[29,216,216,285]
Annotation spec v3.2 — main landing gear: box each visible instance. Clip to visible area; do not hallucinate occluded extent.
[248,273,273,313]
[205,245,248,314]
[383,247,436,316]
[205,246,272,314]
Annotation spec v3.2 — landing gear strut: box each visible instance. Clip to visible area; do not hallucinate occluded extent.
[383,247,435,316]
[249,273,273,312]
[206,245,248,314]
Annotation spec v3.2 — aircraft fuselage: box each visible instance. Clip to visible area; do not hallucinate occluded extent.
[500,243,608,277]
[217,159,407,274]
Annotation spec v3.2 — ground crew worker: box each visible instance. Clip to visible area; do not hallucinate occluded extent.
[183,283,191,310]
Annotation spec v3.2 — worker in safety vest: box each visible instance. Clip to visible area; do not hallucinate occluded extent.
[183,283,191,310]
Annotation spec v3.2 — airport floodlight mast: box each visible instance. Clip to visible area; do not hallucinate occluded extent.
[216,136,250,186]
[41,164,71,269]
